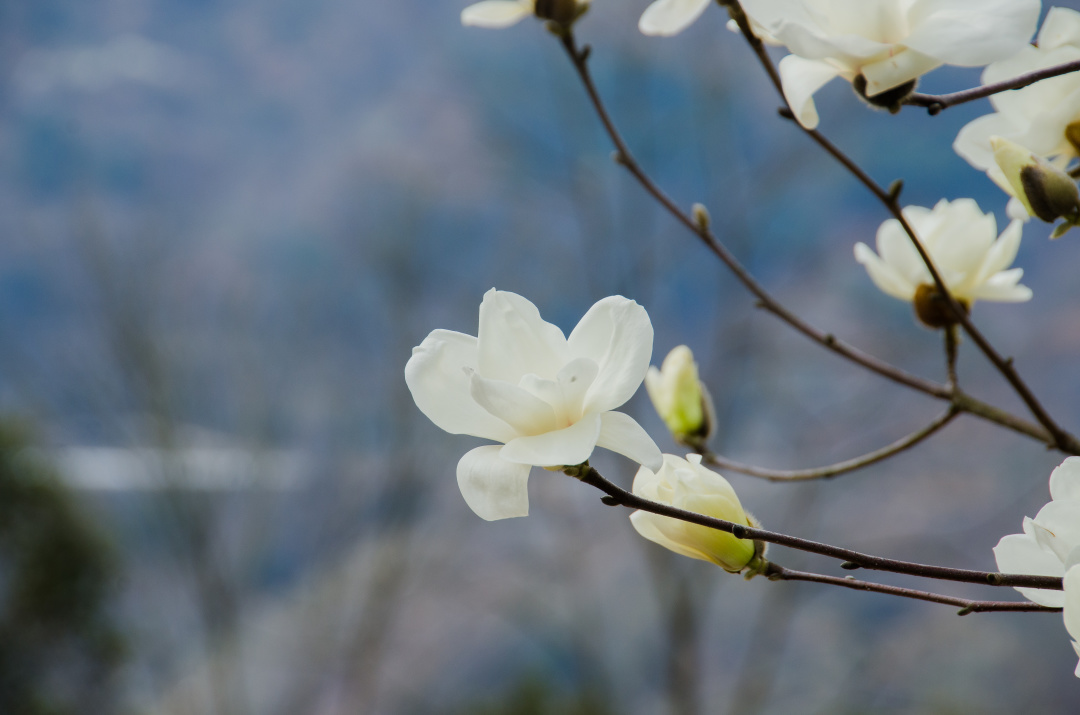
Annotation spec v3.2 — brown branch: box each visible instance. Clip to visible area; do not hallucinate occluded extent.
[765,563,1062,615]
[701,407,957,482]
[724,1,1080,456]
[906,59,1080,115]
[573,464,1063,591]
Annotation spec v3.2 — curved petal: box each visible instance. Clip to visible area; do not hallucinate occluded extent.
[568,296,653,414]
[954,112,1021,172]
[500,412,602,467]
[1033,501,1080,559]
[1040,7,1080,51]
[1051,457,1080,502]
[778,54,840,130]
[520,357,599,427]
[638,0,710,37]
[457,445,532,520]
[469,372,556,436]
[860,48,940,97]
[595,411,663,472]
[477,289,568,384]
[1065,565,1080,645]
[630,510,713,563]
[406,329,518,442]
[970,269,1032,302]
[461,0,532,28]
[854,242,916,301]
[994,532,1067,607]
[904,0,1039,66]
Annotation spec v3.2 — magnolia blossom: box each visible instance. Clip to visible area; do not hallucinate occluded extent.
[853,198,1031,321]
[461,0,534,28]
[736,0,1039,129]
[994,457,1080,610]
[955,7,1080,219]
[995,457,1080,678]
[645,345,714,445]
[630,454,763,573]
[405,289,662,521]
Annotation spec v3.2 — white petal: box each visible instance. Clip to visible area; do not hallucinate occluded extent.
[954,113,1021,173]
[861,48,940,97]
[456,445,532,520]
[1051,457,1080,502]
[1040,7,1080,51]
[477,289,568,384]
[1064,565,1080,644]
[405,330,518,443]
[630,510,713,562]
[1033,501,1080,558]
[595,411,663,472]
[778,55,840,130]
[853,242,916,301]
[994,532,1067,607]
[499,412,602,467]
[970,270,1032,303]
[638,0,710,37]
[461,0,532,28]
[469,372,556,436]
[519,357,599,427]
[568,296,654,414]
[904,0,1040,66]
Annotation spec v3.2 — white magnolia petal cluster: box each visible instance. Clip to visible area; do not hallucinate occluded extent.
[638,0,710,37]
[406,289,662,521]
[854,198,1031,306]
[461,0,534,28]
[994,458,1080,609]
[738,0,1040,129]
[630,454,761,573]
[995,458,1080,678]
[955,7,1080,218]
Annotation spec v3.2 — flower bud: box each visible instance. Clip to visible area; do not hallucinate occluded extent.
[991,136,1080,224]
[630,454,766,575]
[913,283,968,329]
[645,346,714,447]
[534,0,586,25]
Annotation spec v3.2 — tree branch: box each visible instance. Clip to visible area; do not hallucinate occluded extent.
[573,465,1063,591]
[905,59,1080,115]
[700,407,957,482]
[765,563,1062,615]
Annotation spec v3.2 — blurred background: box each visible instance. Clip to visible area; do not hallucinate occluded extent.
[1,0,1080,713]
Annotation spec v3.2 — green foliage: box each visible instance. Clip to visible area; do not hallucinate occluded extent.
[0,419,125,715]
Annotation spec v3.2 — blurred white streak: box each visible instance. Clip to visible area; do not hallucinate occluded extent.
[13,34,191,95]
[53,446,309,490]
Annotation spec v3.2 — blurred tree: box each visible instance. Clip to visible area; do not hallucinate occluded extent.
[0,419,125,715]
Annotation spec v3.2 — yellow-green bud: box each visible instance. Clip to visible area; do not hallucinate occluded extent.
[645,346,714,447]
[629,454,767,575]
[991,136,1080,224]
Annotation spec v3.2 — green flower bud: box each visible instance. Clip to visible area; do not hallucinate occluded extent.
[645,346,714,447]
[991,136,1080,224]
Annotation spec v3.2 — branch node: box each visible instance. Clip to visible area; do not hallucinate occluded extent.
[777,106,794,121]
[579,44,591,62]
[986,573,1003,586]
[887,179,904,201]
[600,495,620,506]
[927,102,944,116]
[731,524,748,539]
[840,561,860,570]
[823,333,836,346]
[956,605,975,616]
[611,150,628,166]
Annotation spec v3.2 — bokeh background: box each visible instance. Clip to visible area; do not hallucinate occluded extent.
[1,1,1080,713]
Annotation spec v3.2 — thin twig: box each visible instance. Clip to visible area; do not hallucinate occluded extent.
[701,407,957,482]
[944,325,959,390]
[906,59,1080,115]
[725,1,1080,456]
[574,465,1063,591]
[765,563,1062,615]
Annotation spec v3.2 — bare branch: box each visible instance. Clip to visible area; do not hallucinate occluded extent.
[906,59,1080,115]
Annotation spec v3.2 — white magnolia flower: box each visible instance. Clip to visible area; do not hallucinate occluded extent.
[1065,565,1080,677]
[991,136,1080,229]
[405,289,662,521]
[739,0,1040,129]
[630,454,764,573]
[955,7,1080,220]
[638,0,710,37]
[994,457,1080,609]
[461,0,534,28]
[853,198,1031,324]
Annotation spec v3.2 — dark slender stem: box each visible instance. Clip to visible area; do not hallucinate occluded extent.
[765,563,1062,615]
[945,325,959,390]
[701,407,957,482]
[906,59,1080,115]
[725,1,1080,456]
[575,465,1063,591]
